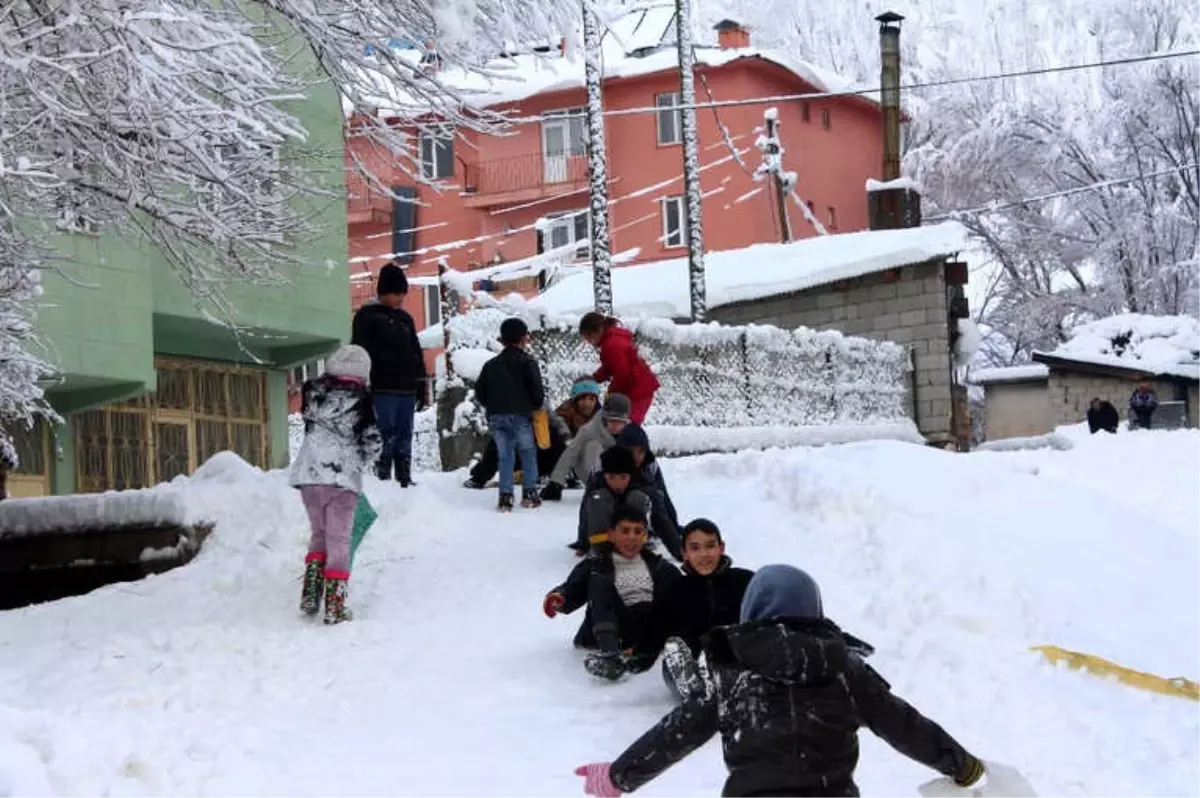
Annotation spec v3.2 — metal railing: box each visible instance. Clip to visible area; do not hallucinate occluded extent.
[464,151,589,195]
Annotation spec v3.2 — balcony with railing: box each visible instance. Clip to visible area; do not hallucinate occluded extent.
[462,151,589,206]
[346,173,392,226]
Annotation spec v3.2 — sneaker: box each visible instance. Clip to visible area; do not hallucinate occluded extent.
[521,492,542,510]
[462,477,486,490]
[584,651,626,681]
[662,637,704,701]
[498,493,514,513]
[539,481,563,502]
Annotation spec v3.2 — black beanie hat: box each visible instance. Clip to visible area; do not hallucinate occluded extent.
[683,517,723,544]
[377,262,409,296]
[600,445,637,476]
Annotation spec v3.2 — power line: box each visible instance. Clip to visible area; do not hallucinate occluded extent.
[502,49,1199,125]
[927,165,1200,221]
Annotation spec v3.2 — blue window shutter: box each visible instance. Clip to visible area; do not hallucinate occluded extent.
[392,186,417,263]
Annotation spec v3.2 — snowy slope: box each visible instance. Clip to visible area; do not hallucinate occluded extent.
[0,433,1197,796]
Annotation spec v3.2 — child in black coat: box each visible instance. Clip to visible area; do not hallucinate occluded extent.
[544,504,681,681]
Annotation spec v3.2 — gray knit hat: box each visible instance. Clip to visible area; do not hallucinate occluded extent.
[600,393,631,422]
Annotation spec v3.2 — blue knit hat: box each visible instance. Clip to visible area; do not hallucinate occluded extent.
[570,379,602,400]
[740,564,824,623]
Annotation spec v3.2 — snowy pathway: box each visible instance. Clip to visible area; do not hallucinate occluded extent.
[1,431,1197,796]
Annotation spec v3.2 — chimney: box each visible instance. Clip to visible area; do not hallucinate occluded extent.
[868,11,922,230]
[714,19,750,50]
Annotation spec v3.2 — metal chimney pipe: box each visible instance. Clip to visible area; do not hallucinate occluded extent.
[876,11,904,182]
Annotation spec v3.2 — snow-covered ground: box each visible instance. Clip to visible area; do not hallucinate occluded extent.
[1,431,1197,796]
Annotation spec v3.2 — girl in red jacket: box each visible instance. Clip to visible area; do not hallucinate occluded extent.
[579,313,660,424]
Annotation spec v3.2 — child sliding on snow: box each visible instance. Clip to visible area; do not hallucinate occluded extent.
[289,345,382,624]
[473,317,546,512]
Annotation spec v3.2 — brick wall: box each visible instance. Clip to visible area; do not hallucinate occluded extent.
[709,260,954,441]
[1047,372,1183,427]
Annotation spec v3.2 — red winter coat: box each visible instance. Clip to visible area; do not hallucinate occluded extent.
[593,325,660,401]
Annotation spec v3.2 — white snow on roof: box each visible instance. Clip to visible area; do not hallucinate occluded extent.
[970,364,1050,385]
[1035,313,1200,381]
[531,221,970,318]
[353,7,864,117]
[867,177,920,193]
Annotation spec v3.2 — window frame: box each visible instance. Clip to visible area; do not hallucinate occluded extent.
[655,92,683,146]
[543,210,591,261]
[661,195,685,248]
[820,108,831,130]
[424,284,443,329]
[419,127,455,180]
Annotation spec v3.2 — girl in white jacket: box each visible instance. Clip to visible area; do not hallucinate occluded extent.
[289,345,381,624]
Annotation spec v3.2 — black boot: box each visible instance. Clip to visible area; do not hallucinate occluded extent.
[397,456,415,487]
[584,651,626,681]
[375,454,393,481]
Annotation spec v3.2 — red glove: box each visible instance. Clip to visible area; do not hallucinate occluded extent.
[575,763,621,797]
[543,592,565,618]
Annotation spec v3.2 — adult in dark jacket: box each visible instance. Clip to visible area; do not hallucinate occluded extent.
[544,504,682,680]
[473,318,546,510]
[576,564,987,798]
[574,446,682,561]
[1129,383,1159,429]
[1087,397,1120,434]
[350,262,428,486]
[615,423,680,534]
[579,313,660,424]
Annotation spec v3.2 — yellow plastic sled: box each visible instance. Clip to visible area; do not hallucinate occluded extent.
[1032,645,1199,702]
[532,408,552,450]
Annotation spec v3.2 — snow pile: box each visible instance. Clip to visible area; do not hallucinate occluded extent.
[0,434,1195,794]
[533,222,970,318]
[645,422,922,453]
[974,431,1074,452]
[866,177,920,193]
[969,364,1049,384]
[427,306,912,436]
[1039,313,1200,379]
[0,489,189,539]
[953,319,981,366]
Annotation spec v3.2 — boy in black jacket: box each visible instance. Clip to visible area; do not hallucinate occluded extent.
[615,423,680,533]
[474,318,545,512]
[575,446,683,561]
[628,519,754,686]
[544,505,681,681]
[575,564,988,798]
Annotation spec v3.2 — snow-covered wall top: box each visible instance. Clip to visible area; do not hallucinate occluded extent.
[1035,314,1200,381]
[969,364,1050,385]
[351,6,866,117]
[529,222,969,318]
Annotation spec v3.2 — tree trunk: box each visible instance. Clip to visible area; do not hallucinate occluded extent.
[582,1,613,314]
[675,0,706,321]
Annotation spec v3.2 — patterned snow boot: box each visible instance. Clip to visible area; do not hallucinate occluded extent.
[323,577,353,625]
[661,636,705,701]
[521,488,542,510]
[498,493,514,513]
[299,557,325,616]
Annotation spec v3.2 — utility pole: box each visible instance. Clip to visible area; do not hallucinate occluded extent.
[674,0,706,321]
[759,110,792,243]
[581,0,613,314]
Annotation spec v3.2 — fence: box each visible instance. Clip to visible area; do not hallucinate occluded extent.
[436,307,911,443]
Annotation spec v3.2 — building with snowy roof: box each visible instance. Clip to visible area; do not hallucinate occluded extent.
[343,3,889,340]
[970,314,1200,441]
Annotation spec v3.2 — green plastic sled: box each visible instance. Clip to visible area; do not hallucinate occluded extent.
[350,493,378,567]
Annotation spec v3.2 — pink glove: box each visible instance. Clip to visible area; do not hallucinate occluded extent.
[575,762,622,797]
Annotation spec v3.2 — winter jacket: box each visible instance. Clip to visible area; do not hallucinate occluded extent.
[289,376,383,493]
[637,452,680,534]
[610,618,977,797]
[552,397,599,440]
[578,474,683,561]
[474,346,545,419]
[550,412,615,485]
[350,301,428,395]
[1087,401,1120,434]
[594,325,660,402]
[553,547,681,615]
[1129,388,1159,421]
[641,556,755,659]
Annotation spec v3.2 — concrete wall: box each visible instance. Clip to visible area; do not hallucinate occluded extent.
[709,260,954,441]
[983,381,1051,440]
[1047,371,1187,427]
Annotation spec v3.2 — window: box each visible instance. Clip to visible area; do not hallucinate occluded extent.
[661,196,685,248]
[655,92,682,145]
[544,108,587,157]
[543,210,590,260]
[419,128,454,179]
[826,206,837,229]
[424,285,442,329]
[821,108,831,130]
[290,359,325,385]
[801,102,811,123]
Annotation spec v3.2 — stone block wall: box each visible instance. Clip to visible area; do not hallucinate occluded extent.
[1047,372,1185,427]
[709,259,954,441]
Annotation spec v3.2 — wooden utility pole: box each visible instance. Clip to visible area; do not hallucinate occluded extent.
[582,0,613,314]
[762,113,792,243]
[674,0,706,321]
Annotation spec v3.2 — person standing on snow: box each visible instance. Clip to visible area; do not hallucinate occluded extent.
[289,345,382,625]
[473,318,546,512]
[351,261,428,486]
[575,564,989,798]
[579,312,660,424]
[1128,382,1159,429]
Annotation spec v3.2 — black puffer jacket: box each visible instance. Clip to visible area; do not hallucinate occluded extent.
[350,302,427,394]
[474,346,545,418]
[611,618,976,797]
[640,556,754,659]
[580,471,683,561]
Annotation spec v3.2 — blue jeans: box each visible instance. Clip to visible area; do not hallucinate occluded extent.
[489,414,538,496]
[373,393,416,474]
